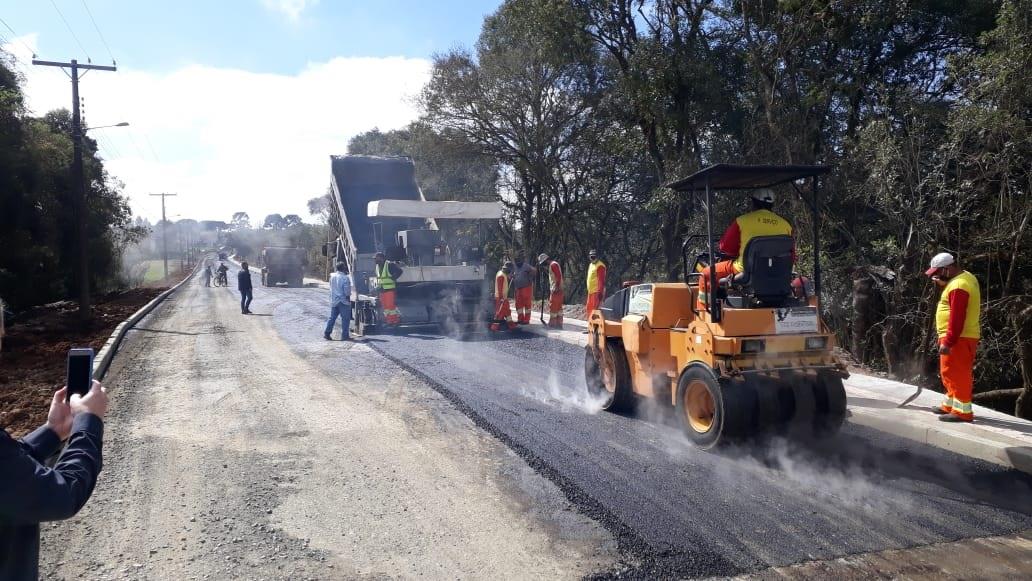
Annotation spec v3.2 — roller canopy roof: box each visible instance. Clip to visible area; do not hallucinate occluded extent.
[367,200,503,220]
[666,164,830,192]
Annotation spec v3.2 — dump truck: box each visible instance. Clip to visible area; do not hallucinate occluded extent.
[261,247,307,287]
[324,155,502,335]
[585,164,849,448]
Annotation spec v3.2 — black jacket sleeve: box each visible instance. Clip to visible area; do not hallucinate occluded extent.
[388,262,404,280]
[0,414,104,524]
[17,425,61,464]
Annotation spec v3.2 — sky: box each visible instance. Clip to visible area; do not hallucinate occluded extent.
[0,0,499,224]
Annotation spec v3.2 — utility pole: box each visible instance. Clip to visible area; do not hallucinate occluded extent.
[150,193,177,279]
[33,58,117,322]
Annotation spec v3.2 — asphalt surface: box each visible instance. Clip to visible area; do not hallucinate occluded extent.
[270,274,1032,579]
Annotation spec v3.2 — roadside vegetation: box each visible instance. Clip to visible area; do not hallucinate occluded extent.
[345,0,1031,417]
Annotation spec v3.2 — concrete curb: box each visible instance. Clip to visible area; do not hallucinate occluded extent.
[519,315,1032,475]
[92,263,199,381]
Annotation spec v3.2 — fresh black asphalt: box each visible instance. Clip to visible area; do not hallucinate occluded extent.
[260,279,1032,579]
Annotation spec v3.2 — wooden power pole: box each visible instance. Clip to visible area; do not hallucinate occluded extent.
[150,193,177,279]
[32,58,117,322]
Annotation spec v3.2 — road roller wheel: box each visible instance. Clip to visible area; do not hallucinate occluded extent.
[584,341,634,412]
[676,367,753,448]
[814,371,847,436]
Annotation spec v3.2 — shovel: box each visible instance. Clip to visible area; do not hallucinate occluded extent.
[897,385,922,408]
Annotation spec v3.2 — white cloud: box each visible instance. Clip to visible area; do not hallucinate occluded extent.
[3,34,430,224]
[262,0,318,21]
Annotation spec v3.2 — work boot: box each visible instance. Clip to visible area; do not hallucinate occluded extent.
[507,322,518,331]
[938,414,973,423]
[489,323,501,332]
[931,406,949,415]
[324,333,332,341]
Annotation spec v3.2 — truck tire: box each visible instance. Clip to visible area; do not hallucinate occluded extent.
[676,366,752,449]
[813,371,847,436]
[584,342,634,413]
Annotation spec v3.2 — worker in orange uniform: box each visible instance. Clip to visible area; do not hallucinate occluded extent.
[511,255,536,325]
[926,252,980,422]
[585,249,607,314]
[697,188,795,310]
[491,262,517,332]
[374,252,403,326]
[538,253,563,328]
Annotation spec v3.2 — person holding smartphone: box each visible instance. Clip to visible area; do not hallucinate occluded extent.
[0,371,108,580]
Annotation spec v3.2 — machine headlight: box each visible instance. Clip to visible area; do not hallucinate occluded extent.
[741,339,765,353]
[805,336,828,350]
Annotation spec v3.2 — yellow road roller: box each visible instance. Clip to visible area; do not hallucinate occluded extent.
[585,164,848,448]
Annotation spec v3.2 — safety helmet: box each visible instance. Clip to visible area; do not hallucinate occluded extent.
[537,253,549,265]
[751,188,775,204]
[502,261,514,274]
[588,249,598,258]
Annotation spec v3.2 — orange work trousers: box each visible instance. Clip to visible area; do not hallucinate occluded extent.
[515,285,533,324]
[548,291,564,328]
[381,289,401,325]
[491,298,516,331]
[939,337,977,420]
[586,291,604,314]
[697,260,738,310]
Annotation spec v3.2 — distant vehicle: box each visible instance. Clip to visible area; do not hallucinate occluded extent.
[325,155,501,336]
[261,247,307,287]
[217,251,228,260]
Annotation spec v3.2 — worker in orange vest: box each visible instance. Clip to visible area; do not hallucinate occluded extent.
[927,252,980,422]
[538,253,563,328]
[697,189,796,310]
[490,262,517,332]
[585,250,607,314]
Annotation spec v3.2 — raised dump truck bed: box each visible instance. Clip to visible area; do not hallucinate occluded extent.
[327,155,501,334]
[261,247,307,287]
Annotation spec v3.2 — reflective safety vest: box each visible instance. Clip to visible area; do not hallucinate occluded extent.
[733,209,792,272]
[548,260,563,293]
[495,270,509,300]
[936,271,981,340]
[376,262,396,291]
[586,260,606,294]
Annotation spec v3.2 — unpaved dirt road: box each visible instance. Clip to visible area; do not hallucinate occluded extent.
[40,263,1032,579]
[39,269,614,580]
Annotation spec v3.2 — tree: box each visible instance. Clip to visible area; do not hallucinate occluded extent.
[231,212,250,230]
[283,214,303,228]
[262,213,286,229]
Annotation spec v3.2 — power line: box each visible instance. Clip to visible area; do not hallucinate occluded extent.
[48,0,92,62]
[0,15,37,57]
[80,0,115,64]
[126,129,147,160]
[144,133,161,163]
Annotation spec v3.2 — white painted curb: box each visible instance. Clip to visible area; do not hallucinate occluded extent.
[92,262,200,380]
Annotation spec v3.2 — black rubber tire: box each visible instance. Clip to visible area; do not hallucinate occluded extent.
[676,367,753,448]
[786,373,818,439]
[749,374,782,432]
[584,342,634,412]
[814,371,847,436]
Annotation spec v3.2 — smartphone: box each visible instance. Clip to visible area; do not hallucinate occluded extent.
[67,348,95,401]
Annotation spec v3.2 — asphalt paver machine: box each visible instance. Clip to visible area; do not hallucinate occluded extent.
[585,164,849,448]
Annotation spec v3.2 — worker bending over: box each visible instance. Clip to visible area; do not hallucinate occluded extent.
[585,250,607,314]
[512,255,536,325]
[927,252,980,422]
[697,189,795,310]
[491,262,517,332]
[538,253,563,328]
[374,251,403,326]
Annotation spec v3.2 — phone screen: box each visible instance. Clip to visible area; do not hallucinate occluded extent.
[67,349,94,400]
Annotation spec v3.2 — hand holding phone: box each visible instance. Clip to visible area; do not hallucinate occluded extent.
[66,348,95,402]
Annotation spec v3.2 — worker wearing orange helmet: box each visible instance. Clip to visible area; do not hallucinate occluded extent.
[490,262,517,332]
[538,253,564,328]
[697,188,796,310]
[927,252,980,422]
[585,250,607,314]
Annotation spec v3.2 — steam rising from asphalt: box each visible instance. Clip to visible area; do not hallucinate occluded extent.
[516,368,610,415]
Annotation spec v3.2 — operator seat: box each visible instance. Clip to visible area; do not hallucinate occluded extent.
[719,235,794,308]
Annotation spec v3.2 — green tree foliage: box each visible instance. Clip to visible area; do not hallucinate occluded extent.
[415,0,1031,415]
[0,54,144,310]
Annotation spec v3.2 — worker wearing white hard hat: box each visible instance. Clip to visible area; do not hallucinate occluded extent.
[925,252,981,422]
[696,188,796,310]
